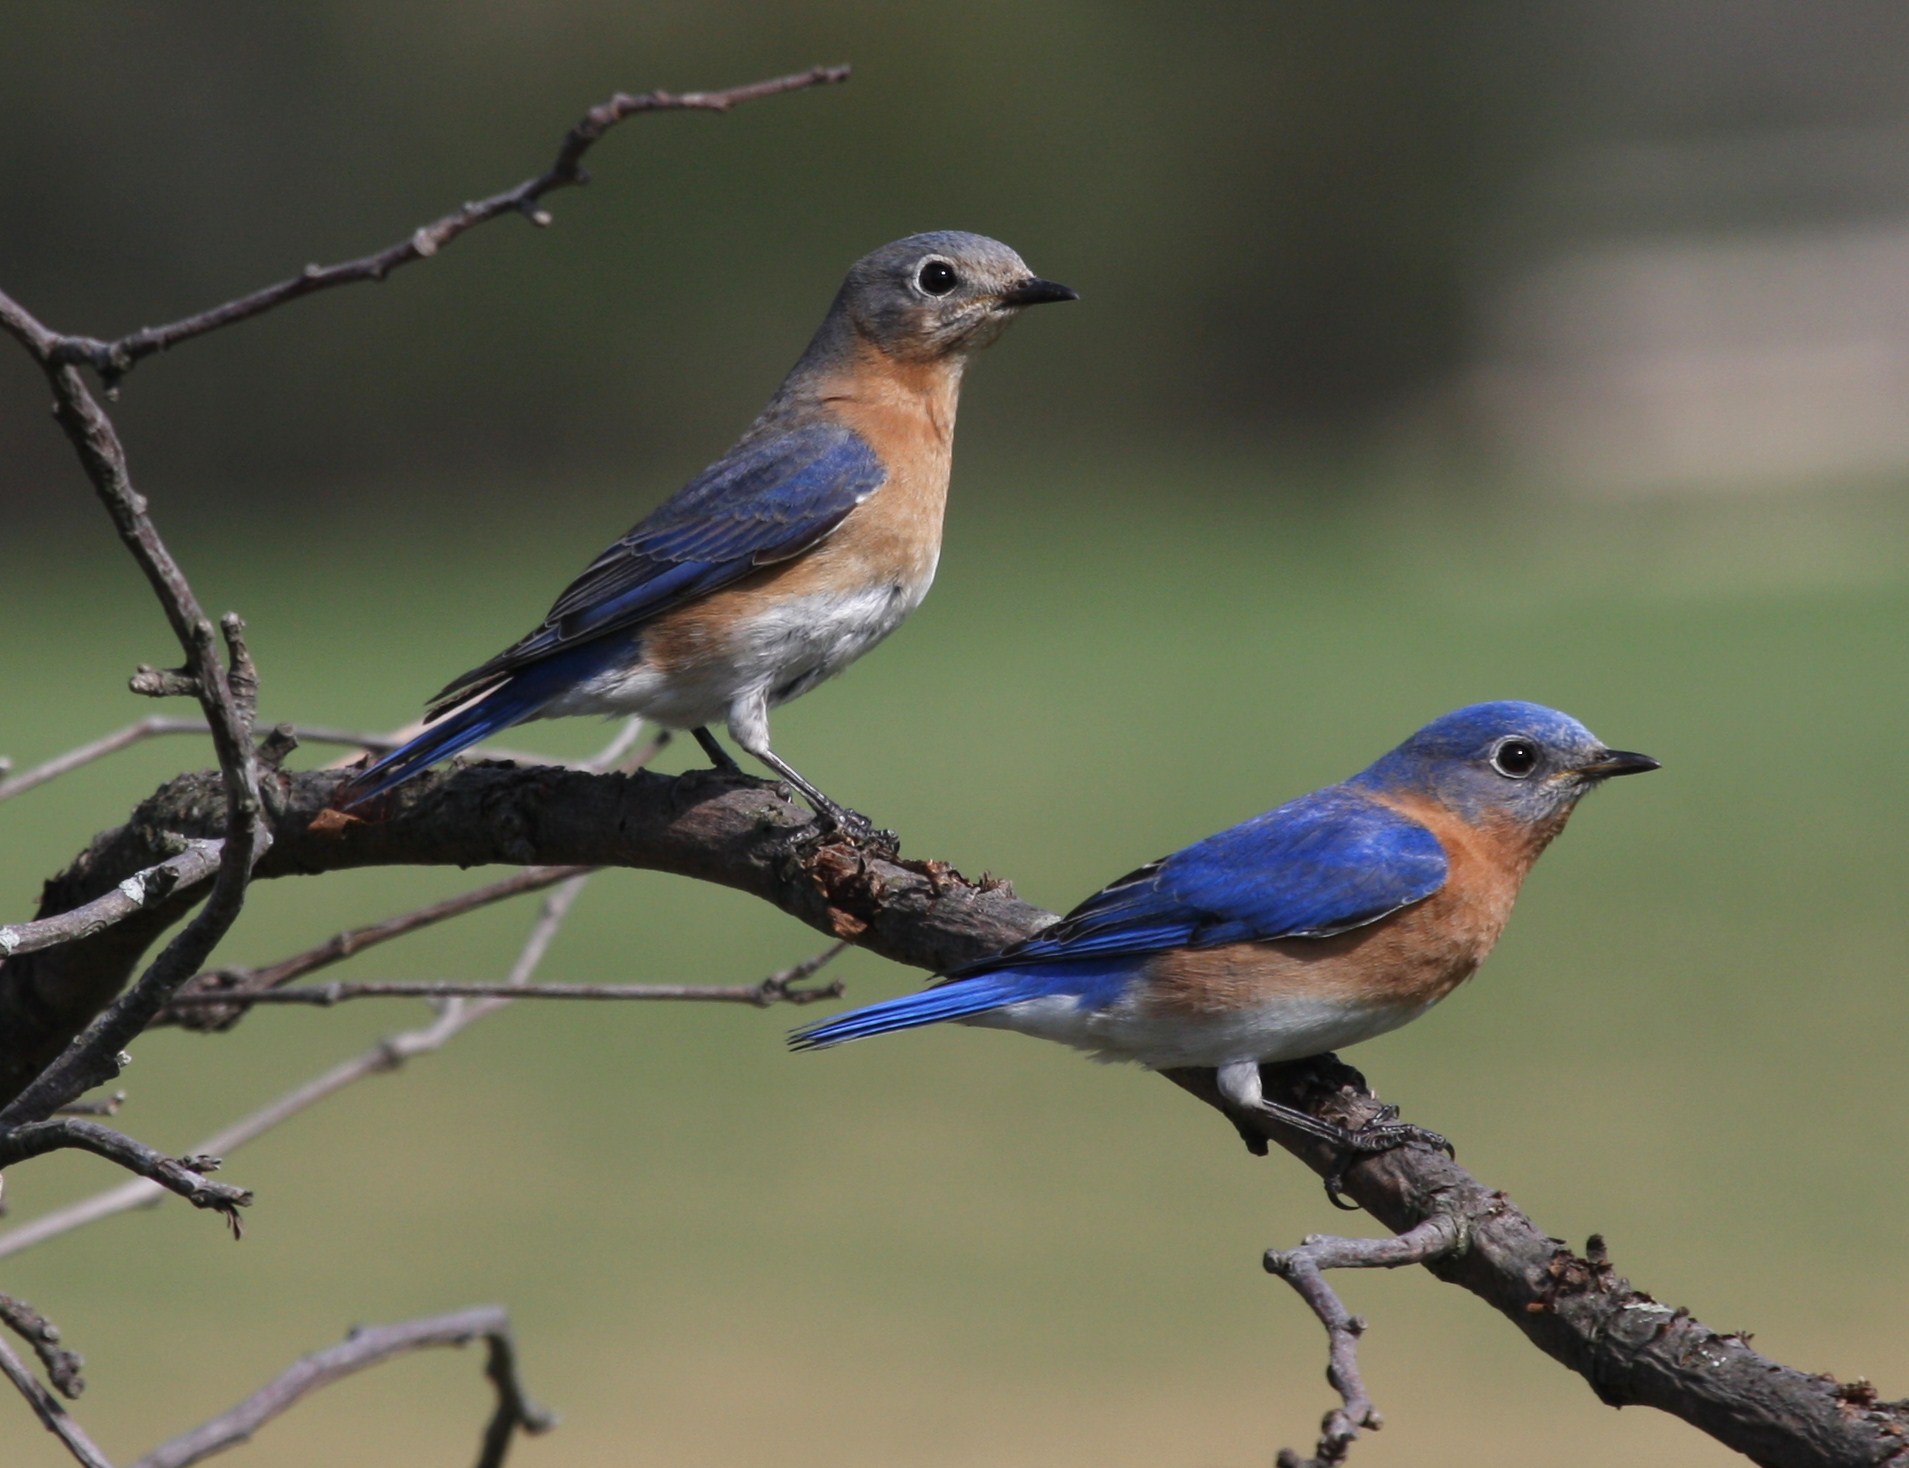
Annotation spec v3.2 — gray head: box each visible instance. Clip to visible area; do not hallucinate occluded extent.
[1349,701,1659,829]
[828,230,1077,363]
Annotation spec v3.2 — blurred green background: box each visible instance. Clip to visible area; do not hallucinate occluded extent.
[5,5,1909,1467]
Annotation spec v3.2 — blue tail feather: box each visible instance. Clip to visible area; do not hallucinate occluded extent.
[789,975,1027,1050]
[338,679,550,806]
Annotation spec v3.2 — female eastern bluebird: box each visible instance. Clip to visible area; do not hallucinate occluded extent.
[338,232,1075,834]
[793,702,1657,1168]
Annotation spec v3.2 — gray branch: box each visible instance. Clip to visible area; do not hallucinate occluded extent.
[1264,1214,1468,1466]
[0,1291,86,1399]
[125,1306,551,1468]
[32,66,849,388]
[0,1332,114,1468]
[0,1118,250,1232]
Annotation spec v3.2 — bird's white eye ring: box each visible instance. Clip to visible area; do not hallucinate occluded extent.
[915,257,959,296]
[1490,737,1541,779]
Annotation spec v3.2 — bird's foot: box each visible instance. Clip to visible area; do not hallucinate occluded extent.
[812,801,899,855]
[1320,1106,1454,1211]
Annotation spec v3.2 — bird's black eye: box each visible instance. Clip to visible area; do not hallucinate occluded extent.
[917,258,959,296]
[1491,738,1541,779]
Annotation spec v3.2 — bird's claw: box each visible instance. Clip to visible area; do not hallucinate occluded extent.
[1320,1109,1454,1209]
[817,803,898,854]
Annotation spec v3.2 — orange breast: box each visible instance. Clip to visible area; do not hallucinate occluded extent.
[639,342,956,669]
[1142,792,1569,1020]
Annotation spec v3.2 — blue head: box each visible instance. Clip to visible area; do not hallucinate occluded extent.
[1349,701,1659,828]
[820,231,1076,365]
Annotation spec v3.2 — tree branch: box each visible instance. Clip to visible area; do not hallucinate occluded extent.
[26,66,847,388]
[160,864,592,1030]
[0,342,270,1126]
[1263,1214,1468,1466]
[0,1119,249,1234]
[0,1291,86,1399]
[0,1333,113,1468]
[0,717,563,805]
[0,841,223,960]
[1166,1060,1909,1468]
[161,943,848,1012]
[124,1306,551,1468]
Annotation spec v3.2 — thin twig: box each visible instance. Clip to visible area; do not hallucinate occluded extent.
[27,66,847,388]
[1263,1213,1468,1467]
[125,1306,551,1468]
[0,730,665,1259]
[163,865,594,1028]
[163,943,850,1010]
[0,717,561,804]
[0,363,270,1126]
[0,1291,85,1398]
[1,842,223,960]
[0,1332,114,1468]
[0,1119,249,1234]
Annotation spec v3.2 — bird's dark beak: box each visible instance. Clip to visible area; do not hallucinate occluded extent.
[1576,749,1661,779]
[999,277,1079,308]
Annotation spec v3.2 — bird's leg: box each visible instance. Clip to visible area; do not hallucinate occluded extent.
[727,696,896,849]
[1215,1061,1452,1210]
[754,747,896,849]
[691,726,744,775]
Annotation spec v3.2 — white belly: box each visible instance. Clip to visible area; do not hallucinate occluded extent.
[969,990,1433,1071]
[537,573,932,730]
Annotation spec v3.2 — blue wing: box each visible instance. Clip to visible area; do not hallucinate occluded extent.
[791,786,1448,1049]
[970,786,1448,968]
[426,418,887,714]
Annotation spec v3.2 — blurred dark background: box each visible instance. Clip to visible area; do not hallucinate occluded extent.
[12,0,1909,514]
[5,7,1908,1468]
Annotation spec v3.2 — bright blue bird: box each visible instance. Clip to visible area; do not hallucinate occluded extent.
[793,702,1657,1168]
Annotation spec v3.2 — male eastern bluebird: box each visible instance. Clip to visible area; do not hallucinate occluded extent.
[792,702,1657,1173]
[337,232,1075,834]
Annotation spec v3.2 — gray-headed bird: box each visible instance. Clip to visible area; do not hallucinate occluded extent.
[338,232,1075,834]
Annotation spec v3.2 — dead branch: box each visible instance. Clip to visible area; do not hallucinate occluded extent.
[162,942,849,1011]
[0,717,561,805]
[124,1306,551,1468]
[162,864,593,1029]
[0,1332,113,1468]
[0,1290,85,1398]
[32,66,847,388]
[1,841,223,960]
[0,1119,249,1233]
[1263,1214,1468,1466]
[0,326,271,1126]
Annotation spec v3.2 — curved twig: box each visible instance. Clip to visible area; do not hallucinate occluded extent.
[0,1119,249,1232]
[25,66,847,388]
[125,1306,551,1468]
[1263,1214,1468,1466]
[0,1333,113,1468]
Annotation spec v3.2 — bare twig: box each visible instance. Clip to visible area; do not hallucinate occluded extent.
[0,353,270,1126]
[28,66,847,388]
[1263,1214,1468,1467]
[0,730,662,1260]
[0,1119,249,1233]
[1,842,223,960]
[164,865,593,1028]
[0,717,563,804]
[0,1332,114,1468]
[125,1306,551,1468]
[0,1291,85,1398]
[162,942,850,1010]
